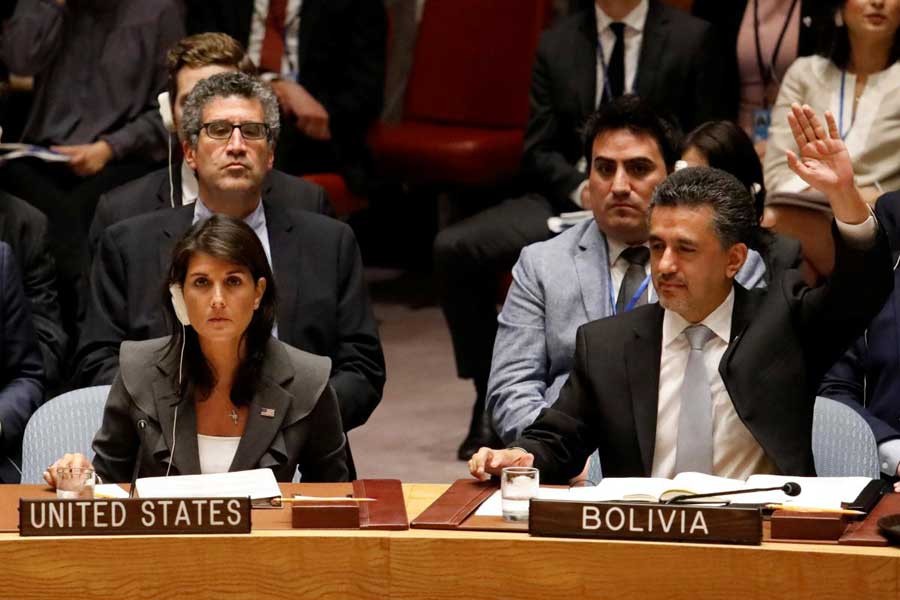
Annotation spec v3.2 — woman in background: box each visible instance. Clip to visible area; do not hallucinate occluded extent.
[680,120,803,285]
[693,0,829,155]
[762,0,900,279]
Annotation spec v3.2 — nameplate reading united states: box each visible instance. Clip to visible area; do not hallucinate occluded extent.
[18,497,252,536]
[529,500,762,545]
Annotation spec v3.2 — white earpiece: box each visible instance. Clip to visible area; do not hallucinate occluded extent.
[158,92,175,133]
[169,284,190,326]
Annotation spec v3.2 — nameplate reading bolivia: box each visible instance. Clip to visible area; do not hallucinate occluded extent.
[528,500,762,545]
[18,497,252,536]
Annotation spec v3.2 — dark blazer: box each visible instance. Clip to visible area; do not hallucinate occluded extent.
[0,241,44,483]
[516,224,893,483]
[185,0,386,190]
[692,0,831,121]
[875,191,900,252]
[524,1,728,210]
[819,254,900,446]
[76,202,385,434]
[88,166,333,257]
[92,337,348,483]
[0,191,66,391]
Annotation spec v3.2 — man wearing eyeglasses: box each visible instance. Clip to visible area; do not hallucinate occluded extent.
[76,73,385,476]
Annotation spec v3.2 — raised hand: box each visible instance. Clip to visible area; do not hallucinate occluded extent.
[784,103,868,224]
[785,103,854,196]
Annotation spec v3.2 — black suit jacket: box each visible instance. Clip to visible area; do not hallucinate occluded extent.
[76,203,385,434]
[0,191,66,391]
[820,255,900,448]
[186,0,386,189]
[516,224,893,483]
[0,241,44,483]
[89,165,332,257]
[875,191,900,252]
[692,0,831,121]
[524,1,728,210]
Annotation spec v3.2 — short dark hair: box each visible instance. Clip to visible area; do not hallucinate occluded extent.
[820,0,900,69]
[581,95,681,171]
[166,33,257,105]
[650,167,757,249]
[163,214,277,405]
[683,121,765,220]
[180,72,280,147]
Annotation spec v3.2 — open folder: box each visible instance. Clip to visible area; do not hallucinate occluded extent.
[473,473,875,517]
[135,469,282,506]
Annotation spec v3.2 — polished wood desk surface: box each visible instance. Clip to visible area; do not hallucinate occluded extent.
[1,483,899,599]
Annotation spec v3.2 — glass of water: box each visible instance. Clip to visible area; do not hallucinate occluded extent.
[56,466,95,500]
[501,466,539,522]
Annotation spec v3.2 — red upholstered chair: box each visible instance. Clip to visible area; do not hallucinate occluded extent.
[368,0,553,186]
[302,173,368,219]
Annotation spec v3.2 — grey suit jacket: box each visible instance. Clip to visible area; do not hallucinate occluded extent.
[91,337,349,483]
[488,219,770,443]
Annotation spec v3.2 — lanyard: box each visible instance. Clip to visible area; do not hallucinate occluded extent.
[838,70,853,139]
[752,0,799,109]
[608,271,651,315]
[596,27,635,104]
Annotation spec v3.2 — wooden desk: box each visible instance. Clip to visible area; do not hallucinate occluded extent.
[1,483,898,599]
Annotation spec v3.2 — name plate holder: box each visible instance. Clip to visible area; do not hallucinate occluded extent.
[19,497,252,536]
[529,499,762,545]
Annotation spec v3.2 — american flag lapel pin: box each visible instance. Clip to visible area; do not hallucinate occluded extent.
[260,407,276,418]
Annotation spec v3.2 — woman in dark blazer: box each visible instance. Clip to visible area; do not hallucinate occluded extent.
[46,215,348,484]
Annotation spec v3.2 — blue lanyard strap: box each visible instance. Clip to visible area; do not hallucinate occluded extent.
[596,28,635,103]
[608,272,652,315]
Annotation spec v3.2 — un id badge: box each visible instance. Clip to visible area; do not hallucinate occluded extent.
[752,108,772,143]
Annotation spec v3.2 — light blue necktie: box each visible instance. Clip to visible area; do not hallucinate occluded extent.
[675,324,716,474]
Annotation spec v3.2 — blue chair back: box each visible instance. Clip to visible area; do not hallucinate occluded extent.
[812,396,880,479]
[20,386,110,484]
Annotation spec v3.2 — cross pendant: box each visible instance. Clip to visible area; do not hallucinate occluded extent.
[230,408,239,425]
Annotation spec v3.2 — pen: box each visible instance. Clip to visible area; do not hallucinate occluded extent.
[280,496,377,503]
[766,504,863,516]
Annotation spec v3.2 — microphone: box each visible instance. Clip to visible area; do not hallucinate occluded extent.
[128,419,148,498]
[664,482,801,505]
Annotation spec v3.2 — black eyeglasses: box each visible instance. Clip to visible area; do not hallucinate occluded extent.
[200,120,269,140]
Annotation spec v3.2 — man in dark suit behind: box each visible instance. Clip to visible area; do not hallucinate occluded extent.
[0,192,66,393]
[470,106,892,483]
[438,0,728,459]
[0,240,44,482]
[185,0,386,194]
[89,33,332,257]
[76,73,384,475]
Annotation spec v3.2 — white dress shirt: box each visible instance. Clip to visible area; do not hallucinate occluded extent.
[247,0,304,77]
[181,161,198,207]
[570,0,650,208]
[197,434,241,475]
[594,0,648,106]
[653,288,775,479]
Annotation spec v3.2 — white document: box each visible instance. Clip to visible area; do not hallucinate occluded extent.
[472,474,873,517]
[135,468,281,503]
[94,484,130,499]
[740,475,872,509]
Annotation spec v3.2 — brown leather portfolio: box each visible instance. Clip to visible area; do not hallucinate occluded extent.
[352,479,409,530]
[839,492,898,547]
[410,479,499,530]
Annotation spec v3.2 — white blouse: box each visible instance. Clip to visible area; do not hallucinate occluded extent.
[197,434,241,475]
